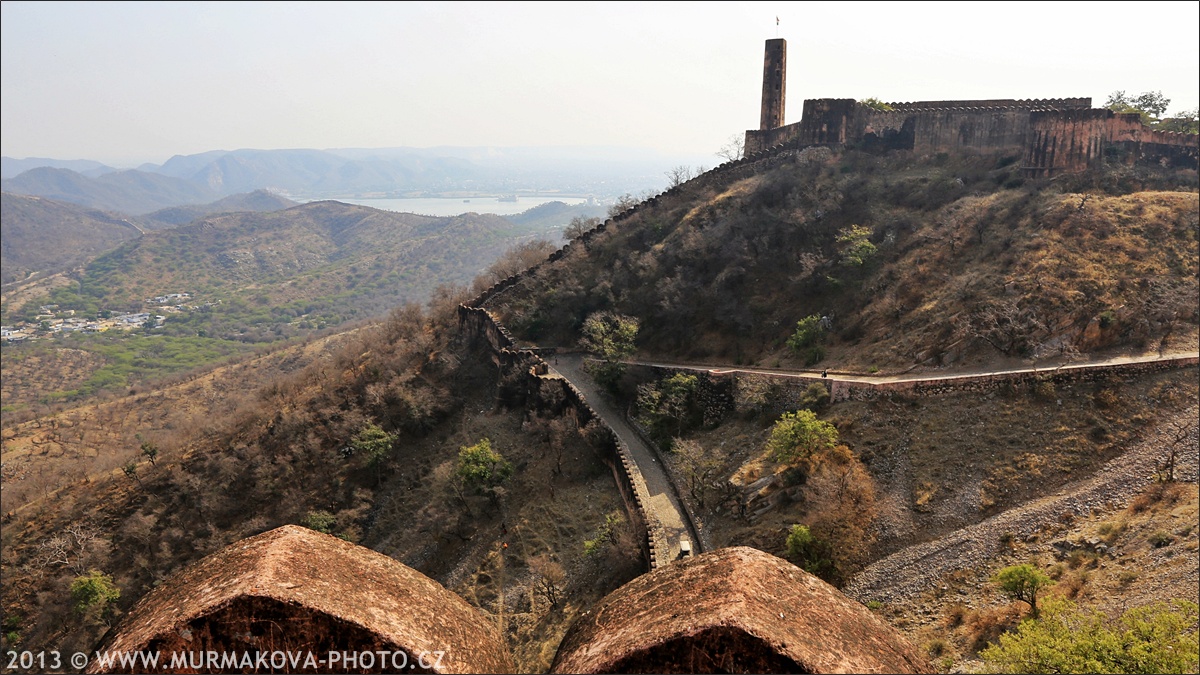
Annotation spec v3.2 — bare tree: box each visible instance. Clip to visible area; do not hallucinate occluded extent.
[1158,416,1197,483]
[717,133,745,162]
[607,192,644,218]
[674,438,721,507]
[564,216,601,242]
[529,553,566,608]
[36,523,103,574]
[484,239,558,283]
[666,165,696,188]
[963,300,1048,356]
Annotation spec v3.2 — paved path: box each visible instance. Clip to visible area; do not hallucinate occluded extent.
[549,354,699,562]
[622,350,1199,385]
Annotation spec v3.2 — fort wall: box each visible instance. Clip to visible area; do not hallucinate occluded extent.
[745,96,1199,174]
[459,305,668,569]
[617,358,1197,415]
[829,356,1199,402]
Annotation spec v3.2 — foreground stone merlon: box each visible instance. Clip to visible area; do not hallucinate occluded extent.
[551,546,931,674]
[88,525,513,674]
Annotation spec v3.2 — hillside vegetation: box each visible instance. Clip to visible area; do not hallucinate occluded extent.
[1,148,1196,674]
[491,150,1198,369]
[1,201,562,411]
[0,193,141,285]
[8,201,550,334]
[480,149,1199,669]
[1,302,641,672]
[135,189,297,229]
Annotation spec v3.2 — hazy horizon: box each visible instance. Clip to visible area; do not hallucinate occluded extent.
[3,1,1198,166]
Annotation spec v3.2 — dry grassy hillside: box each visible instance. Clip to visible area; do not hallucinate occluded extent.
[1,301,639,672]
[1,330,363,513]
[2,151,1195,674]
[0,193,141,285]
[490,151,1198,370]
[482,150,1198,670]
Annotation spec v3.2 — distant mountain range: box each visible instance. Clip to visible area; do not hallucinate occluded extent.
[2,146,709,214]
[5,200,566,342]
[0,190,297,285]
[2,166,217,215]
[0,156,117,178]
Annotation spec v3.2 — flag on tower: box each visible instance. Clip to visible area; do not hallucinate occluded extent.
[776,16,780,25]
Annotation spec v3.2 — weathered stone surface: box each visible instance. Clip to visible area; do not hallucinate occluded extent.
[89,525,513,674]
[760,39,787,131]
[743,36,1198,171]
[551,546,932,674]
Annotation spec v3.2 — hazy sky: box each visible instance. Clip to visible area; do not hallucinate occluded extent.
[3,1,1198,167]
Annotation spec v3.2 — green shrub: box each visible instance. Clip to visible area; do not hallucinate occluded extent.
[785,524,834,579]
[1149,531,1175,548]
[766,410,838,465]
[456,438,513,493]
[992,563,1054,617]
[584,511,625,556]
[804,345,826,366]
[837,225,877,267]
[786,315,823,352]
[798,382,830,411]
[70,570,120,617]
[980,598,1199,674]
[301,510,337,534]
[859,97,894,112]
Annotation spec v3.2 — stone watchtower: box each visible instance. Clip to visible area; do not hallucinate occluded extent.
[760,38,786,131]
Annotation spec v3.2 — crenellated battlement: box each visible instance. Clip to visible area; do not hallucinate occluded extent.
[882,98,1091,112]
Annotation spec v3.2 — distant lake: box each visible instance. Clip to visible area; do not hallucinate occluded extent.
[318,196,591,218]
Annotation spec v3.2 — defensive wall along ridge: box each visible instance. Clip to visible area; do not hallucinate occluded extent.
[458,305,669,570]
[617,354,1199,417]
[455,130,836,570]
[456,118,1199,568]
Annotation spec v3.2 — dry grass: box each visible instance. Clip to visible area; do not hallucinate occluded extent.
[1,333,355,514]
[869,480,1199,673]
[1,309,641,664]
[963,604,1024,652]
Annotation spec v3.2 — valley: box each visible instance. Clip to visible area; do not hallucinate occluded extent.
[1,142,1196,673]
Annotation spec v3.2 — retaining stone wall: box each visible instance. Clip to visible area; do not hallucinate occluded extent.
[829,356,1198,402]
[458,305,668,569]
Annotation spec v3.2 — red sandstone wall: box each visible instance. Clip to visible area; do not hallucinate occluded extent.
[1025,109,1200,176]
[746,98,1197,175]
[1025,109,1111,176]
[745,121,803,155]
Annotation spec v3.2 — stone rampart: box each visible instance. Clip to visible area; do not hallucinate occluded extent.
[830,356,1198,402]
[744,96,1198,175]
[458,305,668,569]
[619,357,1196,413]
[1025,109,1199,176]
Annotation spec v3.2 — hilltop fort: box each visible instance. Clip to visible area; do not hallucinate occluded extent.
[745,38,1198,175]
[72,39,1198,675]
